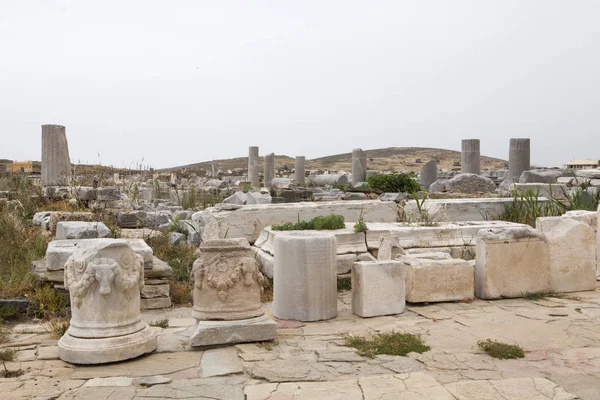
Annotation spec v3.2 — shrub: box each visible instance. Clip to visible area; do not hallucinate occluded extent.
[477,339,524,359]
[272,215,345,231]
[170,281,193,305]
[0,208,49,294]
[367,172,420,193]
[353,208,368,233]
[146,234,197,282]
[345,331,430,358]
[0,348,22,378]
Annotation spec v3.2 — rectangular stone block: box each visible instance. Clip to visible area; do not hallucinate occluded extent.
[403,198,548,223]
[351,261,405,318]
[401,257,474,303]
[141,284,170,299]
[365,221,527,250]
[190,315,277,347]
[537,217,597,293]
[475,227,550,299]
[46,238,154,271]
[192,200,398,244]
[141,297,172,310]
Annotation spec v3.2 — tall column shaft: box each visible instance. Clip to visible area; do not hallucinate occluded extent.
[41,124,71,186]
[248,146,260,187]
[264,153,275,188]
[294,156,306,183]
[508,138,531,181]
[461,139,480,175]
[352,148,367,185]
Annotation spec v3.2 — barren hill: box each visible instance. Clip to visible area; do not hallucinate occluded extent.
[167,147,507,173]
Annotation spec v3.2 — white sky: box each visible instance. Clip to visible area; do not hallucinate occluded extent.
[1,1,599,169]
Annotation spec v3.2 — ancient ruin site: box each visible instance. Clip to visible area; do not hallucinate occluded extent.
[2,2,600,400]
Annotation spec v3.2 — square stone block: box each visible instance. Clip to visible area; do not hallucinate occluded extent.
[402,257,474,303]
[351,261,405,317]
[537,217,597,293]
[475,227,550,299]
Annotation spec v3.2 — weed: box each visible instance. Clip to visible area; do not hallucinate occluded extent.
[170,281,193,306]
[256,339,278,351]
[272,215,345,231]
[353,208,368,233]
[337,277,351,292]
[0,320,8,344]
[149,319,169,328]
[147,235,197,282]
[575,308,582,314]
[523,292,552,301]
[0,348,22,378]
[49,318,70,338]
[261,277,273,303]
[28,285,68,319]
[477,339,524,359]
[345,331,430,358]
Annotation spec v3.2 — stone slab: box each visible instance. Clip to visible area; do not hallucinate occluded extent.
[190,315,277,347]
[192,200,398,244]
[200,347,243,377]
[403,197,548,222]
[141,284,170,299]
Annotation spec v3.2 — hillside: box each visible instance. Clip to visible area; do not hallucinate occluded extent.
[165,147,507,173]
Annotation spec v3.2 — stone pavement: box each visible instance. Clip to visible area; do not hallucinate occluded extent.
[2,286,600,399]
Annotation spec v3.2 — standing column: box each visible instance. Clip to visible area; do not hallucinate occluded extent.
[294,156,306,183]
[461,139,480,174]
[41,124,71,186]
[264,153,275,188]
[352,148,367,185]
[248,146,260,187]
[508,138,530,181]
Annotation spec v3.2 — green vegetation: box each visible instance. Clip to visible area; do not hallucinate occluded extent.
[353,208,368,233]
[500,186,600,227]
[367,172,420,193]
[149,319,169,328]
[146,235,196,282]
[337,277,352,292]
[522,292,552,301]
[28,285,68,319]
[272,214,345,231]
[477,339,524,359]
[345,331,430,358]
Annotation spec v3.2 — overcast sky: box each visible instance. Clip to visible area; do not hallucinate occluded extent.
[1,1,599,169]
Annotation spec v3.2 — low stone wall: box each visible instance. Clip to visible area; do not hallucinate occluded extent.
[192,200,399,245]
[402,197,549,223]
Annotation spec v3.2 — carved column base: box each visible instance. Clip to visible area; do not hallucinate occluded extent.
[58,325,157,364]
[189,315,277,347]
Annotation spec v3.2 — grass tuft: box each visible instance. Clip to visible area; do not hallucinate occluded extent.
[522,292,552,301]
[149,319,169,328]
[337,277,352,292]
[477,339,524,359]
[344,331,430,358]
[28,285,68,319]
[272,214,345,231]
[49,318,70,338]
[170,281,193,306]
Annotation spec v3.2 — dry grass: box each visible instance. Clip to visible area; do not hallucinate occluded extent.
[261,278,273,303]
[170,281,193,306]
[49,318,70,338]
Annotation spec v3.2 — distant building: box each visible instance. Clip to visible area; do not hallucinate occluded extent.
[566,159,600,170]
[7,161,41,174]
